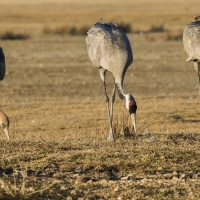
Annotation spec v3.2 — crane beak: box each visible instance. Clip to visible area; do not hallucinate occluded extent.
[130,113,136,132]
[3,127,9,140]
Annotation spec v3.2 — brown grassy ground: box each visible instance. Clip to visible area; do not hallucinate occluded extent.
[0,0,200,199]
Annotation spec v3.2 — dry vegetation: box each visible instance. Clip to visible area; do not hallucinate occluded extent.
[0,32,30,40]
[42,21,133,36]
[0,0,200,199]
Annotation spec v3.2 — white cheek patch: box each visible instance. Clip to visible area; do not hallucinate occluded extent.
[125,96,129,109]
[125,94,131,110]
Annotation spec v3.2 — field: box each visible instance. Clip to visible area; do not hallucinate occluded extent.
[0,0,200,199]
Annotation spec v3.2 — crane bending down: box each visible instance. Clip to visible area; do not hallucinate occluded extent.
[86,19,137,141]
[183,15,200,94]
[0,47,9,140]
[0,110,9,140]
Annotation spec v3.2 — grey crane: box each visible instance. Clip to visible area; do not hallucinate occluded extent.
[0,47,6,81]
[183,15,200,94]
[86,19,137,141]
[0,110,9,140]
[0,47,9,140]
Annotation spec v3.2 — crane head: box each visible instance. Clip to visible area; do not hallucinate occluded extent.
[125,94,137,132]
[0,110,10,140]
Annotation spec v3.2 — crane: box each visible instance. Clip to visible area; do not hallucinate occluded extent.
[86,19,137,141]
[183,15,200,94]
[0,47,9,140]
[0,110,9,140]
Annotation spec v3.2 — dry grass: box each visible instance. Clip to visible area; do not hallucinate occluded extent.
[0,105,200,199]
[145,30,183,41]
[148,25,165,33]
[165,30,183,41]
[0,0,200,199]
[0,0,198,35]
[0,32,30,40]
[116,22,132,33]
[43,22,132,36]
[43,25,90,35]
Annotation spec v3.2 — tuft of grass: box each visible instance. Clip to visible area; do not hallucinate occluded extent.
[0,169,57,198]
[43,25,90,36]
[165,31,183,41]
[149,25,165,33]
[43,22,132,36]
[0,32,30,40]
[145,30,183,41]
[117,22,132,33]
[143,24,183,41]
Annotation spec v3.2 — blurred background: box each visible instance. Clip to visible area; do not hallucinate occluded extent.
[0,0,198,34]
[0,0,199,104]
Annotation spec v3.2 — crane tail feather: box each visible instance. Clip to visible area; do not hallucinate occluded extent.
[0,47,5,81]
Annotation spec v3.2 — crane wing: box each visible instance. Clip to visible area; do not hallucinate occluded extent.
[86,29,104,68]
[86,22,133,70]
[183,21,200,62]
[0,47,5,81]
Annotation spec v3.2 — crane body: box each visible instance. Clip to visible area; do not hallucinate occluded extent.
[183,16,200,94]
[86,19,137,140]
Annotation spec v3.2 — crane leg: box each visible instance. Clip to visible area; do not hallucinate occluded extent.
[198,63,200,95]
[110,81,116,123]
[108,82,116,141]
[103,80,115,141]
[194,62,200,95]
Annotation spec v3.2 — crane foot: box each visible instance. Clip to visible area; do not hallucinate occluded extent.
[107,133,115,141]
